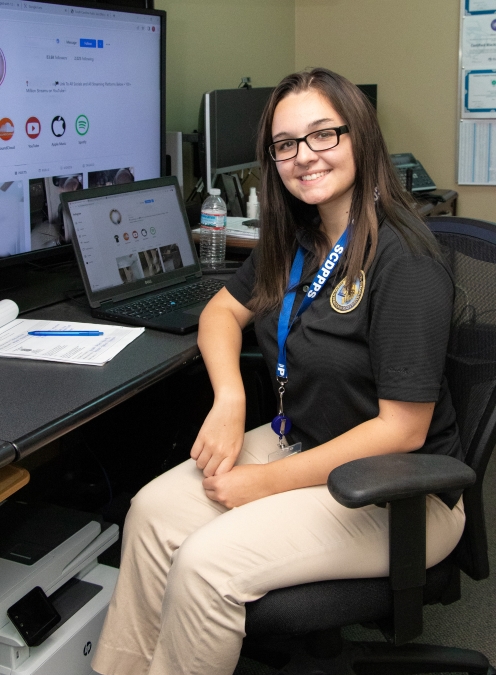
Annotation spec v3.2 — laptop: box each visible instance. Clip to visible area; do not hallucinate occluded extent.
[61,176,225,334]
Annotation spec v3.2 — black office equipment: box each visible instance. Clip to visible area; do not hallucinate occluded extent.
[82,0,154,8]
[391,153,437,192]
[62,177,224,334]
[356,83,378,110]
[0,0,166,276]
[243,216,496,675]
[7,587,61,647]
[198,87,274,195]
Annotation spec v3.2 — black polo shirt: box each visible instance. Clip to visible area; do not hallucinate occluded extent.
[226,218,464,507]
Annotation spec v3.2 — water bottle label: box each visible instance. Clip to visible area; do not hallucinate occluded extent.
[201,213,226,230]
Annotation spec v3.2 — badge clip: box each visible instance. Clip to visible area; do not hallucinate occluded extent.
[268,441,302,463]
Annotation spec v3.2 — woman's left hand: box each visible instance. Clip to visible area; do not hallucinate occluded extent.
[202,464,272,508]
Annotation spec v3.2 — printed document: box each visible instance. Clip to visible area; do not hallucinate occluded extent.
[0,301,144,366]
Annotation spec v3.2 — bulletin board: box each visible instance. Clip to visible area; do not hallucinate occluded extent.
[458,0,496,185]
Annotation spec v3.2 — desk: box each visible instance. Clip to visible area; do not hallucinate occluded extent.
[193,190,459,254]
[415,189,458,217]
[0,300,202,469]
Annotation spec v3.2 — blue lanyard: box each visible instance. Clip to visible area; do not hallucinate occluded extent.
[276,229,348,381]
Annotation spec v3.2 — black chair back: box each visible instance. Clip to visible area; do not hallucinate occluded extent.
[427,216,496,581]
[245,217,496,642]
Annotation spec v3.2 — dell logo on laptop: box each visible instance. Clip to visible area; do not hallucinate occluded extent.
[145,279,152,285]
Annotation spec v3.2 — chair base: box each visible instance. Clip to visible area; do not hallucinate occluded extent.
[244,637,494,675]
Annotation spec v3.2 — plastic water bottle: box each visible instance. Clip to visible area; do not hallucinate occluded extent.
[200,188,227,267]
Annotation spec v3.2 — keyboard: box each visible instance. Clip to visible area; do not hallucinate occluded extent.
[105,278,225,320]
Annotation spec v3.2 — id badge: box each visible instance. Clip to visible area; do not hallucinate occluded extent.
[268,441,302,463]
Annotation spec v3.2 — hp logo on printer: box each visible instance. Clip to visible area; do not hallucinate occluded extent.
[83,641,92,656]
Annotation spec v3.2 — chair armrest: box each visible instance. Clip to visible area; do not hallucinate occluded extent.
[327,454,476,509]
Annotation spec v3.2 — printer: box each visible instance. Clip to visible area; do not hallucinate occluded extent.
[0,500,119,675]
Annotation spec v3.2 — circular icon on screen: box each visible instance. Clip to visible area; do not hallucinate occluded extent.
[51,115,66,137]
[123,232,129,241]
[0,117,14,141]
[26,116,41,139]
[491,18,496,31]
[132,230,138,239]
[150,226,156,235]
[75,114,89,136]
[0,48,6,87]
[109,209,122,225]
[141,228,147,236]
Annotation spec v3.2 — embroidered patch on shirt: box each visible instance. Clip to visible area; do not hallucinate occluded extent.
[330,271,365,313]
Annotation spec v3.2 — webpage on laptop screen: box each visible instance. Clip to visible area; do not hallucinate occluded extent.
[69,186,195,293]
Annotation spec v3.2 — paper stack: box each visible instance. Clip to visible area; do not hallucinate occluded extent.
[0,299,144,366]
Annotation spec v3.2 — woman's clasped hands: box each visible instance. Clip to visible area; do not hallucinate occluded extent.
[190,398,272,508]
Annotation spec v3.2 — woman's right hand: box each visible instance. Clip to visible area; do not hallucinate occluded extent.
[190,396,245,477]
[194,286,254,477]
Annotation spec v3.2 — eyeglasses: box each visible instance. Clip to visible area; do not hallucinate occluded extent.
[268,125,349,162]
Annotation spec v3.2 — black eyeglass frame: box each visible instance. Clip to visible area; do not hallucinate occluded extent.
[267,125,350,162]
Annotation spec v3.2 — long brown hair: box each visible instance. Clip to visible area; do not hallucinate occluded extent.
[250,68,437,314]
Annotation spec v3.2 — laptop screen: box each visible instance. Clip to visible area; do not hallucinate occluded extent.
[66,180,197,296]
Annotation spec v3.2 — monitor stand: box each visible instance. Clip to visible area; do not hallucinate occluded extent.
[0,257,84,314]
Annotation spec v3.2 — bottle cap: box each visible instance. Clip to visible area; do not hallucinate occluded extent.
[248,187,258,203]
[209,188,221,196]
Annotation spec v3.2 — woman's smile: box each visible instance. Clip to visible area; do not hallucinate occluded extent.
[299,169,331,182]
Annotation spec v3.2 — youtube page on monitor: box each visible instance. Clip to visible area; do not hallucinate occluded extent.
[0,1,163,258]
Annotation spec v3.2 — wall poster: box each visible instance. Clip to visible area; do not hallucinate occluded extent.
[458,0,496,184]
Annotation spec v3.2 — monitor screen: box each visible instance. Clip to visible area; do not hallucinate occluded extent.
[356,84,377,110]
[0,0,166,267]
[198,87,274,192]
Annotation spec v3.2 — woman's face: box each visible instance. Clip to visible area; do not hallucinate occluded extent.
[271,89,356,213]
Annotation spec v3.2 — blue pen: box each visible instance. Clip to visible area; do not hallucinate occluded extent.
[28,330,104,336]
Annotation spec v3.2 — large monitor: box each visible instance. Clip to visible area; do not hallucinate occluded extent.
[0,0,166,270]
[356,84,378,110]
[196,85,375,202]
[198,87,274,193]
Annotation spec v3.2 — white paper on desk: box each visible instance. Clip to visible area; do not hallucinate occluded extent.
[193,217,259,240]
[0,318,144,366]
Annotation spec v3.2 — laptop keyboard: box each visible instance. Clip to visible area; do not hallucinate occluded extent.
[105,278,225,320]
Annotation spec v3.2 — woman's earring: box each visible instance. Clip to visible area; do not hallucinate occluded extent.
[373,186,380,203]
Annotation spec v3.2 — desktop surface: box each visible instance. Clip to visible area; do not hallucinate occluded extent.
[0,299,201,468]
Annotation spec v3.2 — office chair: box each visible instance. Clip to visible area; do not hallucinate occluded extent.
[242,216,496,675]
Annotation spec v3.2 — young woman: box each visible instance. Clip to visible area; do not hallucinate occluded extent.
[92,68,466,675]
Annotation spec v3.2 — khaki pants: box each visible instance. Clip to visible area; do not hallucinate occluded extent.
[92,423,465,675]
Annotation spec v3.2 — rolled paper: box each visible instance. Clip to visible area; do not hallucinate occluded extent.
[0,299,19,329]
